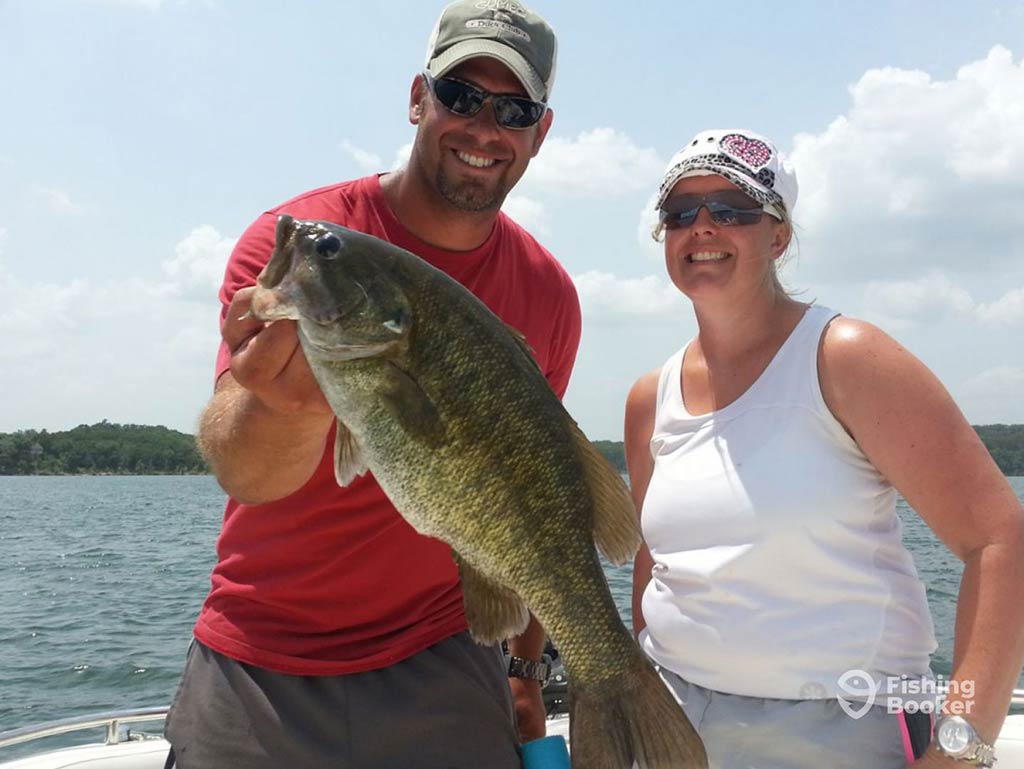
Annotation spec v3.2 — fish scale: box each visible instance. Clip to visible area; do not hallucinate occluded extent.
[252,214,708,769]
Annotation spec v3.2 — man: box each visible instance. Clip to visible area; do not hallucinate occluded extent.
[163,1,580,767]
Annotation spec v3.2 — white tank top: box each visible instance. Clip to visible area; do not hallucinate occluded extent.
[639,304,937,699]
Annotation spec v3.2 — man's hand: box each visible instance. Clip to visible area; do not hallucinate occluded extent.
[224,286,331,417]
[197,286,334,504]
[509,677,546,743]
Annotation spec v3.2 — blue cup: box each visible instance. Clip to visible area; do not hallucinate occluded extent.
[521,735,570,769]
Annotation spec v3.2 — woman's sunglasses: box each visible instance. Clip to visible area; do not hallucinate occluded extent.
[423,72,547,130]
[659,190,782,229]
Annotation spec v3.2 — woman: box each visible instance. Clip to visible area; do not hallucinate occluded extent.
[625,128,1024,768]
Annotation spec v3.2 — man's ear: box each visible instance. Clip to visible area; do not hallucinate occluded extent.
[530,108,554,158]
[409,75,428,125]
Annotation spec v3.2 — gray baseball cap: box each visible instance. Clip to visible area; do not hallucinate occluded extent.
[425,0,557,103]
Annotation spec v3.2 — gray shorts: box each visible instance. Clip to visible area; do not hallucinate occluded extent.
[657,667,932,769]
[164,634,520,769]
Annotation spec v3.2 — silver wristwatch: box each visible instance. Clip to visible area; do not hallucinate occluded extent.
[934,715,996,766]
[506,654,552,686]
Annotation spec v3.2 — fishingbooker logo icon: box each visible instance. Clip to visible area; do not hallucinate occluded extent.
[836,669,880,720]
[835,670,967,719]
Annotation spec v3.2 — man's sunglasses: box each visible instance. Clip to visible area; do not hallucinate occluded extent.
[659,190,782,229]
[423,72,547,130]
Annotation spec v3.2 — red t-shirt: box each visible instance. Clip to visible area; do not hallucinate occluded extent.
[194,175,582,675]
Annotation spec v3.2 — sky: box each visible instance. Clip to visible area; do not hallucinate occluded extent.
[2,0,1024,441]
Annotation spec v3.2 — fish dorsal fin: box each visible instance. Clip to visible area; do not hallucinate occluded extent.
[569,420,641,565]
[503,322,542,374]
[334,420,369,486]
[454,553,530,644]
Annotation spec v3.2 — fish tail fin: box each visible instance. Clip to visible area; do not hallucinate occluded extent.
[569,657,707,769]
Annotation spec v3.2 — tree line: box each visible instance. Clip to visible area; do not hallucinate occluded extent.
[593,429,1024,477]
[0,422,1022,477]
[0,421,207,475]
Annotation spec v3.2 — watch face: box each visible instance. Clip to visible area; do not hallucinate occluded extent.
[938,718,971,754]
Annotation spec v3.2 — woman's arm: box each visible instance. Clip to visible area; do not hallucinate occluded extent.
[820,318,1024,746]
[624,369,661,640]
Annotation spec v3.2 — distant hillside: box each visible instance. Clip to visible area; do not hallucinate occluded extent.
[0,421,207,475]
[593,425,1024,477]
[1,422,1021,477]
[974,425,1024,476]
[593,440,626,473]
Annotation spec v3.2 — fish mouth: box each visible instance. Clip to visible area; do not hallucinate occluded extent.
[298,326,396,362]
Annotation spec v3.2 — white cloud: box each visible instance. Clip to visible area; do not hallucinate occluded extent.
[340,140,382,174]
[525,128,663,197]
[959,366,1024,424]
[72,0,215,8]
[501,195,548,236]
[946,48,1024,182]
[859,271,1024,329]
[976,285,1024,326]
[573,270,685,320]
[789,46,1024,279]
[161,225,235,301]
[0,272,91,358]
[34,186,85,216]
[862,272,974,325]
[391,142,413,170]
[635,190,663,261]
[0,226,231,432]
[79,0,162,6]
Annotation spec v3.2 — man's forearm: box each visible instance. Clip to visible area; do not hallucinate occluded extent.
[506,613,546,662]
[198,376,333,505]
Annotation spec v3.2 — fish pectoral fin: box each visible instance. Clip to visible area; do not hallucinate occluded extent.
[454,554,530,644]
[333,420,369,487]
[570,421,642,565]
[379,363,446,446]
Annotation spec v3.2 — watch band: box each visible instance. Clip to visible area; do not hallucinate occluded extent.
[968,744,997,768]
[506,654,551,685]
[935,716,997,767]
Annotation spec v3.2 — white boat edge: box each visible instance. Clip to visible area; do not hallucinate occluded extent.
[2,699,1023,768]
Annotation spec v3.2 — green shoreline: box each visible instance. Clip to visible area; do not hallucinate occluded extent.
[2,422,1023,477]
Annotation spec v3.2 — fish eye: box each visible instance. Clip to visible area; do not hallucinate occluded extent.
[315,234,342,259]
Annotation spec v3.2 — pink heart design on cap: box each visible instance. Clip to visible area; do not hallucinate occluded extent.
[720,134,772,170]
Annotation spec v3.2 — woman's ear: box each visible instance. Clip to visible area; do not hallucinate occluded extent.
[772,221,793,259]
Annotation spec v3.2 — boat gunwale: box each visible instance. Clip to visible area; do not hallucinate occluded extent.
[4,690,1024,753]
[0,708,168,750]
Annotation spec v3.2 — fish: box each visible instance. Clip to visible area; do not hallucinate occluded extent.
[250,214,708,769]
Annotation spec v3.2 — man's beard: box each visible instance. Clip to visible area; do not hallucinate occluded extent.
[435,168,508,212]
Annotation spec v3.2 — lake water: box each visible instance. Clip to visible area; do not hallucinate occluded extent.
[1,475,1022,753]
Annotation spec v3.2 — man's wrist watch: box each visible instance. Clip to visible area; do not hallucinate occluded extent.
[506,654,551,686]
[934,715,996,766]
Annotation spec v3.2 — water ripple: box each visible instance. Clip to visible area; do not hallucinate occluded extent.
[0,474,1020,743]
